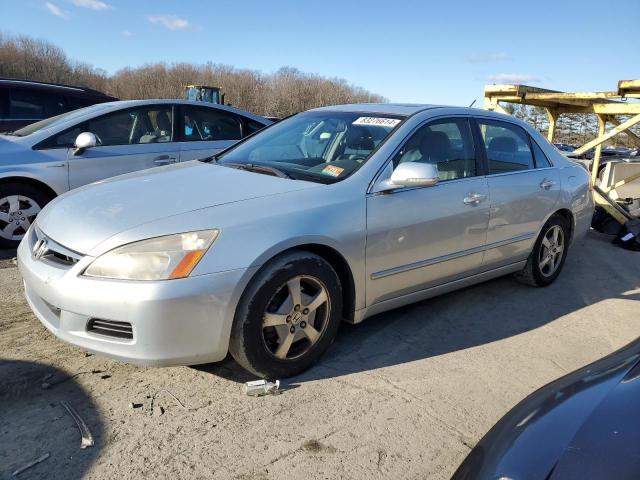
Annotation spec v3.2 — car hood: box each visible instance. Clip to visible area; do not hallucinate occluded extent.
[36,161,320,254]
[452,339,640,480]
[547,359,640,479]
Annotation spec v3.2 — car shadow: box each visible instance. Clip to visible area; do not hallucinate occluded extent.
[293,232,640,382]
[0,360,104,479]
[202,232,640,383]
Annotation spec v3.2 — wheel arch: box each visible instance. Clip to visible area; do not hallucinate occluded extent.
[536,206,575,245]
[0,176,59,201]
[551,208,575,243]
[245,241,357,323]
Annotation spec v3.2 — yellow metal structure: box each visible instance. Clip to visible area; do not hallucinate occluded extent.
[484,79,640,225]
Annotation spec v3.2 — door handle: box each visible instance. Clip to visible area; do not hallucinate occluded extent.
[540,179,555,190]
[154,155,178,165]
[463,192,487,206]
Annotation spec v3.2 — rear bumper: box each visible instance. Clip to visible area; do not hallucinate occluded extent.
[574,191,595,242]
[18,236,256,367]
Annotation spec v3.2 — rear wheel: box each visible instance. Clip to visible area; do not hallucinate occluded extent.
[0,183,51,249]
[515,214,570,287]
[229,251,343,379]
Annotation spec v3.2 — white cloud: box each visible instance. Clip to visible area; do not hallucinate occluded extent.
[72,0,111,10]
[465,52,510,64]
[45,2,68,18]
[147,15,190,30]
[122,30,132,37]
[487,73,542,84]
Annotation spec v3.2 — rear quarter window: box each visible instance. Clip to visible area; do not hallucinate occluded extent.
[531,138,553,167]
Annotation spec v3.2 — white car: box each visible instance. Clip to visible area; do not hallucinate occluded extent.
[0,99,271,247]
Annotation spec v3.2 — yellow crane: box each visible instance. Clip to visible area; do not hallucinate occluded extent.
[484,79,640,228]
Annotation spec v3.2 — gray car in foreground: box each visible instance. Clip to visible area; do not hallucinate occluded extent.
[18,104,593,378]
[0,99,271,247]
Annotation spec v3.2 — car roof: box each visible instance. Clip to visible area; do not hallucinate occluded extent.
[308,103,440,116]
[0,78,115,98]
[97,99,271,123]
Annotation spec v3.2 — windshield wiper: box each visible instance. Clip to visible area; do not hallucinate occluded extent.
[222,162,294,179]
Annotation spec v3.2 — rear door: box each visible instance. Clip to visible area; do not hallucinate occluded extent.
[68,104,180,189]
[475,117,560,269]
[176,105,245,161]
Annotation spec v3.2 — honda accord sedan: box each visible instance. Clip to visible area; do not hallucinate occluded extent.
[17,104,593,378]
[0,99,271,247]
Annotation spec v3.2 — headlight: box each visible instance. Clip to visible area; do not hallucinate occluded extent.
[83,230,219,281]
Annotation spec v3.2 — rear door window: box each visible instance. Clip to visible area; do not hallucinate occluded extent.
[477,119,535,174]
[182,106,242,141]
[244,118,267,137]
[9,88,66,119]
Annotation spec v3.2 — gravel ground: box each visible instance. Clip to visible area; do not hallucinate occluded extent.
[1,231,639,480]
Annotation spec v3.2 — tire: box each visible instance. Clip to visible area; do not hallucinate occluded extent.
[0,183,52,249]
[229,250,343,379]
[515,214,570,287]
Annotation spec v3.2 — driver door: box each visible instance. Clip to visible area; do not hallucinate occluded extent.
[67,105,180,189]
[365,117,490,306]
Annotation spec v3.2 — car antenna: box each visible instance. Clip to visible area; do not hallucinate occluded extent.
[468,99,477,107]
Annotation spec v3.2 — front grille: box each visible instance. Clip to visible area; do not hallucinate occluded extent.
[30,227,82,268]
[87,319,133,340]
[45,250,79,266]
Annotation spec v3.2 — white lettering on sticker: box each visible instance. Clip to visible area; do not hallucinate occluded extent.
[353,117,401,128]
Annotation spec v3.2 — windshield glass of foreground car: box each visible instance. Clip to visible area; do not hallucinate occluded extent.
[215,111,404,183]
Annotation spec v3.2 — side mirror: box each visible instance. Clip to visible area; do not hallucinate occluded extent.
[379,162,439,191]
[74,132,96,155]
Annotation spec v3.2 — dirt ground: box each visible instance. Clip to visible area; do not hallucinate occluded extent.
[1,231,639,480]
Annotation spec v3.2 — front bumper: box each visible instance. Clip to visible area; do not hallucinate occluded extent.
[18,236,256,367]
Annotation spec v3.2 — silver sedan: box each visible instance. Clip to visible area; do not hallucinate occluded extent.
[0,99,271,248]
[17,104,593,378]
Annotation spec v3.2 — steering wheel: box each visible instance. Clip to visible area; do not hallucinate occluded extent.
[93,133,103,146]
[350,155,367,163]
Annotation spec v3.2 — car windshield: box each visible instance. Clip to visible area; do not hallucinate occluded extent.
[215,111,404,183]
[10,103,116,137]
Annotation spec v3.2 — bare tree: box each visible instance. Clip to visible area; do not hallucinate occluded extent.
[0,32,386,117]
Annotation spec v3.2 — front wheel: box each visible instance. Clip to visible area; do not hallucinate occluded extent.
[229,251,343,379]
[0,183,50,249]
[515,214,570,287]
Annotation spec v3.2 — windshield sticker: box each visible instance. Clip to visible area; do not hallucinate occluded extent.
[321,165,345,177]
[353,117,401,128]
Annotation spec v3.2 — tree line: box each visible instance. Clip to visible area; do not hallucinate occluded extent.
[0,33,385,118]
[1,32,637,148]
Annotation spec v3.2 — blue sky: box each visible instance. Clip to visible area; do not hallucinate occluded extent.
[2,0,639,105]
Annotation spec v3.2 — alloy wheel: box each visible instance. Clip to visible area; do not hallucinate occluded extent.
[538,225,565,277]
[0,195,41,242]
[261,275,331,360]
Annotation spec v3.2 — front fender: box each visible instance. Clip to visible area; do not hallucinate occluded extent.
[0,160,69,196]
